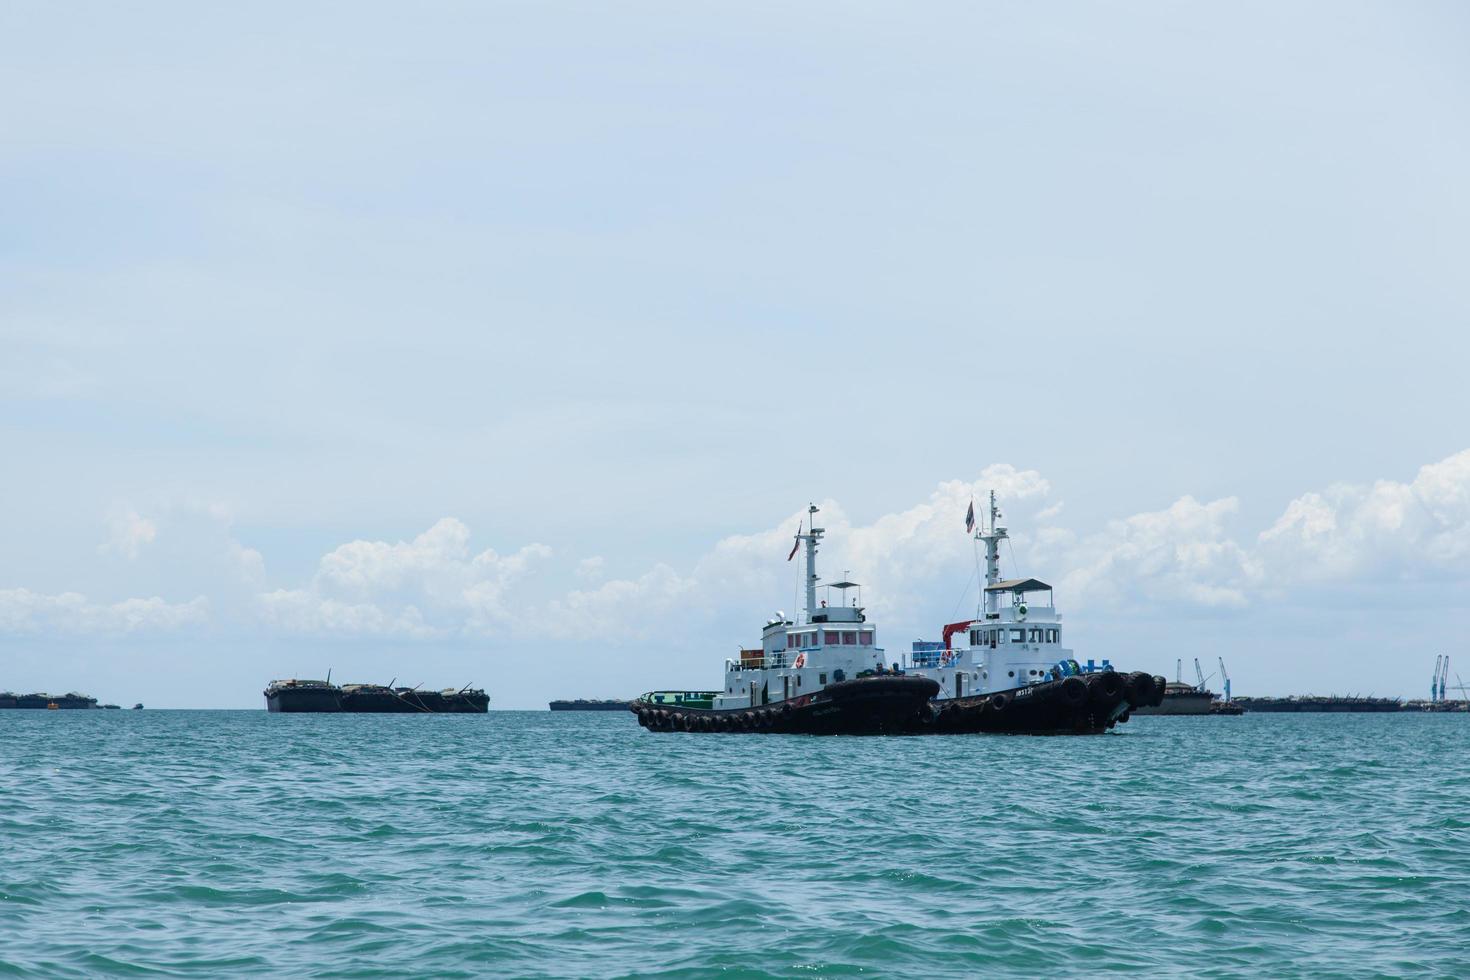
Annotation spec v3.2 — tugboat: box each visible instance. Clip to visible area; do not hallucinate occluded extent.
[630,505,939,734]
[903,492,1166,734]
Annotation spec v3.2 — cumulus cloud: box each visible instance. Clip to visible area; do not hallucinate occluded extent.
[255,590,437,637]
[1259,449,1470,582]
[1056,496,1263,608]
[0,589,208,634]
[258,518,552,637]
[98,507,157,560]
[548,564,697,640]
[14,451,1470,642]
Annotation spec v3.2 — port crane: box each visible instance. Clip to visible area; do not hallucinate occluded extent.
[1218,658,1231,702]
[1433,655,1444,703]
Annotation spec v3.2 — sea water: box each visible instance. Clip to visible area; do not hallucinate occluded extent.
[2,710,1468,977]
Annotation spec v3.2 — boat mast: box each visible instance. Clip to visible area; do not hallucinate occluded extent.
[802,503,824,620]
[975,490,1007,617]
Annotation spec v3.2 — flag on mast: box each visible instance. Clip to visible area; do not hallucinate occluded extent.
[787,521,802,561]
[965,499,976,534]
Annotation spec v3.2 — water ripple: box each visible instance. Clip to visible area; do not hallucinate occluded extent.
[2,711,1469,976]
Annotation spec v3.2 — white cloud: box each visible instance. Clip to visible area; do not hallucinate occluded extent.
[15,451,1470,643]
[1056,496,1262,608]
[257,518,552,637]
[1259,449,1470,582]
[255,589,437,637]
[0,588,208,634]
[548,564,697,640]
[98,508,157,560]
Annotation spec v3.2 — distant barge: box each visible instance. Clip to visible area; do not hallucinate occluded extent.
[1235,696,1404,713]
[265,679,489,713]
[0,692,100,709]
[549,699,630,711]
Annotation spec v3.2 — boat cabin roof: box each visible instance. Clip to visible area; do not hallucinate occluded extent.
[984,577,1052,594]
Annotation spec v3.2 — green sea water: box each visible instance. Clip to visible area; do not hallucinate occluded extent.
[2,710,1468,977]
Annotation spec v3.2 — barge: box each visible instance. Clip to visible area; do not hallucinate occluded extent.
[0,691,100,709]
[550,699,630,711]
[265,679,489,713]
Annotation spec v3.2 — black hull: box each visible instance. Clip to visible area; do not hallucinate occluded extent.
[550,700,630,711]
[924,671,1167,735]
[632,676,940,735]
[265,687,489,714]
[632,671,1167,736]
[266,688,342,713]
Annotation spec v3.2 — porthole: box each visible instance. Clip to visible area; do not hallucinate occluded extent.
[1008,670,1015,678]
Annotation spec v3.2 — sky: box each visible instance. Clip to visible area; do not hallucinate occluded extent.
[2,1,1468,707]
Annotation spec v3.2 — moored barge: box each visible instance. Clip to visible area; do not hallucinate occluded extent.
[0,691,100,709]
[265,679,489,713]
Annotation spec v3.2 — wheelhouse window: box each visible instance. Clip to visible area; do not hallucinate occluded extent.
[859,631,873,645]
[786,634,797,648]
[1046,629,1058,643]
[1011,629,1025,642]
[842,631,857,645]
[969,630,980,646]
[824,631,839,645]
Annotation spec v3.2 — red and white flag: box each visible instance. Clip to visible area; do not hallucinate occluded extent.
[787,521,802,561]
[965,499,976,534]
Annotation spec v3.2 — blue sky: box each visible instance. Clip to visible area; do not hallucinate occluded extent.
[3,2,1468,706]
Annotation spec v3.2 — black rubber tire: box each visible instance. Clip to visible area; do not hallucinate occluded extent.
[990,693,1010,712]
[1089,671,1124,704]
[1151,676,1168,707]
[1059,676,1088,707]
[1127,672,1157,708]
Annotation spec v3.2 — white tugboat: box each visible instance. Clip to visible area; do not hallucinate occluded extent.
[904,492,1165,734]
[630,504,939,734]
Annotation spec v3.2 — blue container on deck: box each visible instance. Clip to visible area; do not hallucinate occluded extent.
[912,640,944,668]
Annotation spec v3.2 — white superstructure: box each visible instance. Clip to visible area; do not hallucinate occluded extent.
[711,504,899,710]
[904,491,1108,700]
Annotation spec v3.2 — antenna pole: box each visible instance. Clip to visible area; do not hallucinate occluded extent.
[802,503,824,619]
[975,490,1007,618]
